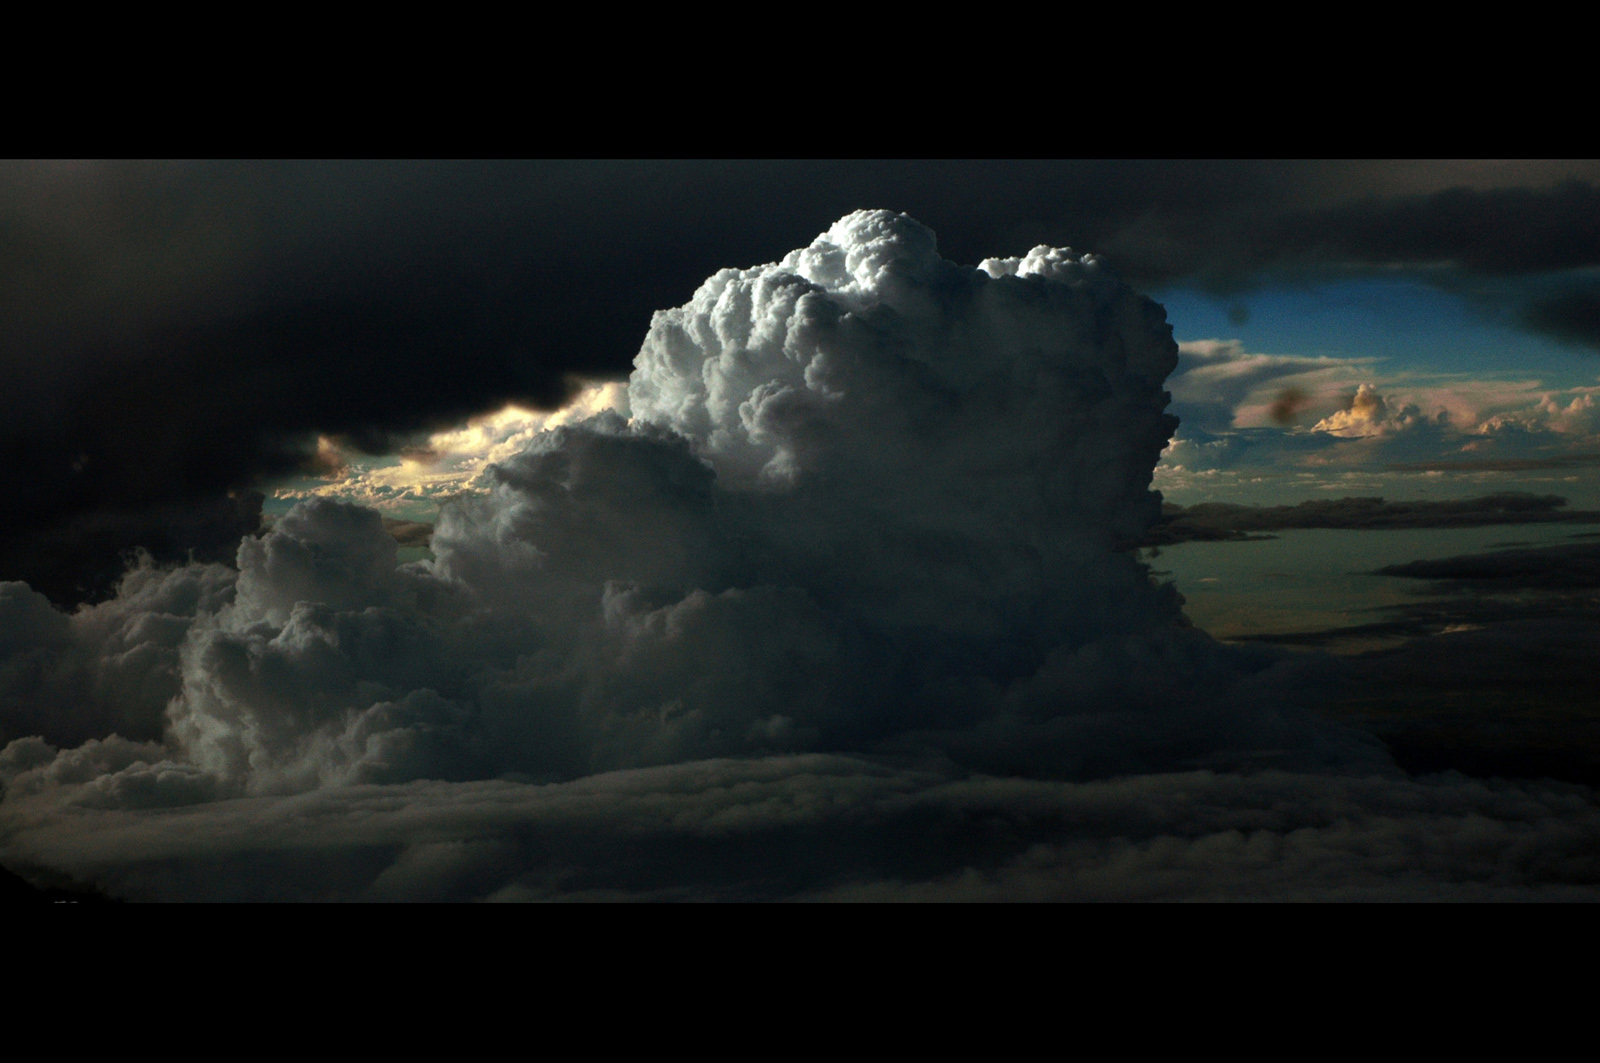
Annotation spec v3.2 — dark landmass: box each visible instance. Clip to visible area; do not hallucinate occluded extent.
[1142,492,1600,546]
[1322,618,1600,790]
[1241,612,1600,788]
[1223,534,1600,646]
[1230,590,1600,650]
[1377,540,1600,590]
[1218,528,1600,789]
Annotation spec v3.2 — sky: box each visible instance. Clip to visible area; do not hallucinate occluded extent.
[6,161,1600,901]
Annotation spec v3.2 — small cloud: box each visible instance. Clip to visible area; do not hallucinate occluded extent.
[1314,384,1392,437]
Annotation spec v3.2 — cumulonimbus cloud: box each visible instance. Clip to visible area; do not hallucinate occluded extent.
[2,210,1363,787]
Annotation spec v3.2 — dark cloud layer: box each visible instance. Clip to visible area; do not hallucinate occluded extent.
[380,518,432,550]
[7,755,1600,901]
[7,161,1600,603]
[1142,492,1600,545]
[1288,180,1600,276]
[1237,580,1600,650]
[1223,530,1600,788]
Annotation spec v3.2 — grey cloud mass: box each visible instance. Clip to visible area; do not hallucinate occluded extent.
[6,755,1598,901]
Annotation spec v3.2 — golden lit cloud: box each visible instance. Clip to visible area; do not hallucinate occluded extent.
[273,381,630,515]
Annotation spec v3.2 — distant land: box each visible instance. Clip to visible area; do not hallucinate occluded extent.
[1141,492,1600,546]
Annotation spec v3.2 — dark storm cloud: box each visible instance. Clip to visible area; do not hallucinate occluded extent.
[1283,180,1600,276]
[1142,492,1600,545]
[1264,181,1600,352]
[1098,173,1600,354]
[1082,167,1600,290]
[1522,288,1600,350]
[0,491,261,606]
[8,160,1600,602]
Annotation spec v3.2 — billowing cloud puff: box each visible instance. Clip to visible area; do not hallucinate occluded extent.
[627,211,1182,661]
[1311,383,1443,438]
[1474,390,1600,441]
[632,212,1174,531]
[0,559,236,748]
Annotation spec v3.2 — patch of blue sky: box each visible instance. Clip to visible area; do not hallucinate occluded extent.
[1154,276,1599,389]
